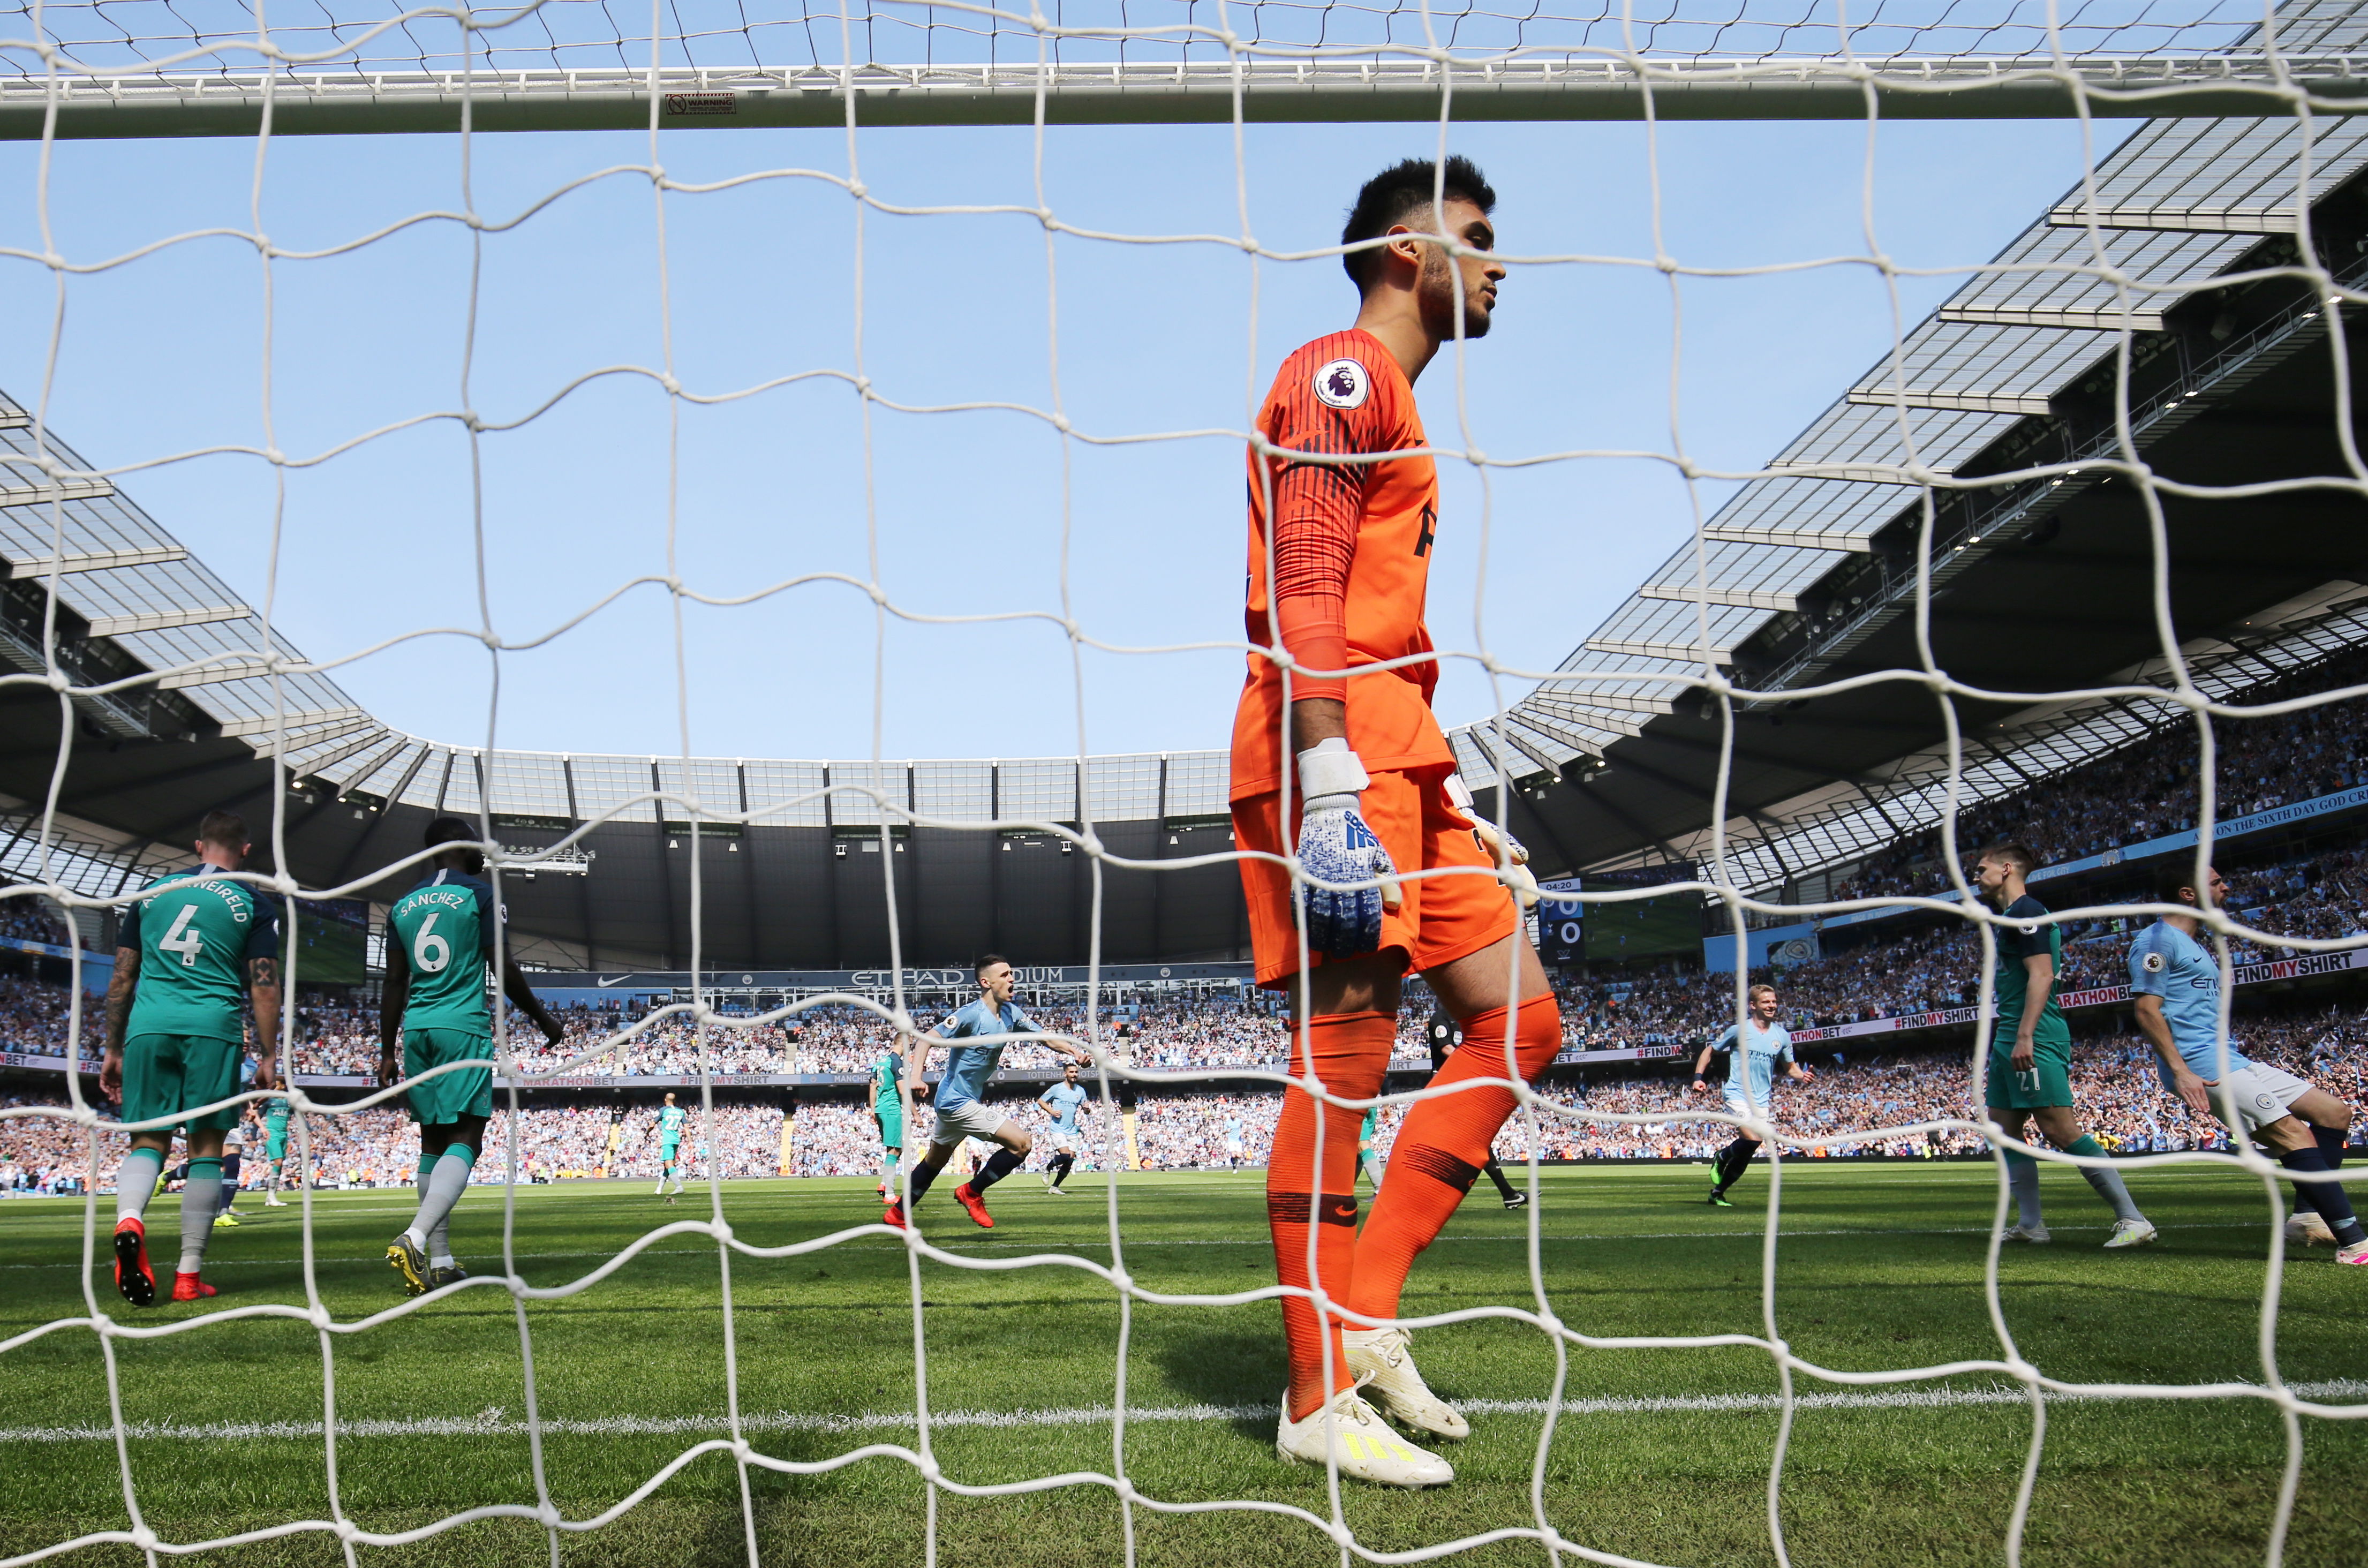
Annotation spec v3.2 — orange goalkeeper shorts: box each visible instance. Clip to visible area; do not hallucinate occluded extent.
[1232,764,1520,988]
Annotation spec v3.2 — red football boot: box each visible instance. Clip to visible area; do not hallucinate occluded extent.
[952,1183,995,1229]
[882,1201,908,1232]
[112,1217,156,1307]
[170,1272,217,1303]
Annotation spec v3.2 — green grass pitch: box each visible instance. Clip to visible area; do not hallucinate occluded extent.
[2,1161,2362,1567]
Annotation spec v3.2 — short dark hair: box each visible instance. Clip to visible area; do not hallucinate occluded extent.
[195,809,246,849]
[1979,841,2038,877]
[424,816,477,849]
[1341,155,1496,291]
[975,953,1010,979]
[2155,863,2211,907]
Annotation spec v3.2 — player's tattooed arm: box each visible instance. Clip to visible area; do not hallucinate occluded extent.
[99,944,139,1096]
[102,944,139,1053]
[247,953,283,1091]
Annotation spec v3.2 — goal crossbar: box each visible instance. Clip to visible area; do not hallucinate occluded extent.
[6,57,2368,137]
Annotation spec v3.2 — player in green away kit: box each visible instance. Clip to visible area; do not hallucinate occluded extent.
[1975,842,2155,1248]
[378,817,564,1294]
[655,1093,689,1202]
[99,809,282,1306]
[261,1090,293,1204]
[870,1050,907,1199]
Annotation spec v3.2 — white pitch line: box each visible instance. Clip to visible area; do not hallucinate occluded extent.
[1,1380,2360,1444]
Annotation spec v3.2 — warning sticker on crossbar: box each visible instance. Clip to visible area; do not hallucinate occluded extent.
[663,92,737,116]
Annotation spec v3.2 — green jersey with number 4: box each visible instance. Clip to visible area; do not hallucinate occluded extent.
[123,866,280,1043]
[390,870,499,1034]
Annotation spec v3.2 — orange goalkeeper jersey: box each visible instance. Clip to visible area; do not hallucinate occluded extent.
[1229,328,1454,802]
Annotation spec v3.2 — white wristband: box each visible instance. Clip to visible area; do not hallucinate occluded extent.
[1296,736,1369,811]
[1443,773,1477,824]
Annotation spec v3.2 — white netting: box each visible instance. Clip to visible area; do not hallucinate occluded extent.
[1,0,2365,1563]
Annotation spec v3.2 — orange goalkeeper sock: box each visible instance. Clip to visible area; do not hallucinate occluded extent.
[1267,1009,1393,1421]
[1346,992,1560,1324]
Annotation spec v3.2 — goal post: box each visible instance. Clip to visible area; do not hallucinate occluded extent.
[7,0,2368,138]
[6,58,2368,138]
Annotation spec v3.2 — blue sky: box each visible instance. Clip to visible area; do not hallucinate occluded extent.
[0,112,2126,766]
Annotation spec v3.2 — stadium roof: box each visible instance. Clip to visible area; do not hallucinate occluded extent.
[1454,9,2368,895]
[4,2,2368,966]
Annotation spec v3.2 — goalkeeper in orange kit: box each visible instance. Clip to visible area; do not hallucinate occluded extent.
[1230,154,1562,1489]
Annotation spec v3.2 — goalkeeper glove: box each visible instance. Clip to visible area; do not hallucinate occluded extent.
[1293,737,1401,957]
[1445,774,1542,910]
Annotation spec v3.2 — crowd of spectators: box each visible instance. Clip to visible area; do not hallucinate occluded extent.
[1486,998,2368,1163]
[1832,646,2368,904]
[264,993,1448,1082]
[11,996,2364,1193]
[0,976,103,1063]
[0,899,77,952]
[1552,838,2368,1053]
[0,1085,1287,1191]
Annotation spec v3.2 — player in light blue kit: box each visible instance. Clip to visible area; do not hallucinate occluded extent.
[1037,1060,1088,1195]
[1690,983,1814,1207]
[886,955,1087,1231]
[2131,863,2366,1265]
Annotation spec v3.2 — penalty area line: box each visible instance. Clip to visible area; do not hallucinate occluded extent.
[1,1379,2361,1444]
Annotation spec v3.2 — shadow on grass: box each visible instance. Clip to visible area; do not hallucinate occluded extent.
[1147,1322,1285,1444]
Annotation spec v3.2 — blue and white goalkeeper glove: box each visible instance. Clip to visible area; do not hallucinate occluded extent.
[1295,737,1401,957]
[1445,774,1542,910]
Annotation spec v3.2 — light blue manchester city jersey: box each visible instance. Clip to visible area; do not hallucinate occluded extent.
[2128,920,2252,1088]
[1042,1080,1087,1132]
[1711,1020,1794,1110]
[932,998,1038,1110]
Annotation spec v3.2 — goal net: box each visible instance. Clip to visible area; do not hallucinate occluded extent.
[2,0,2366,1563]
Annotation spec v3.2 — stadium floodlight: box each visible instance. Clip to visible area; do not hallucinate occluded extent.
[3,1,2367,1566]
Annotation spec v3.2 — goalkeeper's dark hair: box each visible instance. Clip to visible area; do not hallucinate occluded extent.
[424,816,478,850]
[195,809,246,849]
[975,953,1010,979]
[1341,155,1496,291]
[1978,841,2038,877]
[2154,862,2213,907]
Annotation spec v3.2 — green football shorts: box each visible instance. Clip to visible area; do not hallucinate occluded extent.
[1986,1032,2073,1110]
[121,1032,245,1134]
[403,1028,493,1126]
[876,1103,904,1148]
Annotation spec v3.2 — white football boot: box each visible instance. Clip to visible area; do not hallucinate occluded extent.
[1275,1383,1453,1488]
[2000,1222,2052,1245]
[2337,1239,2368,1268]
[1342,1326,1469,1441]
[2103,1217,2158,1249]
[2287,1210,2336,1247]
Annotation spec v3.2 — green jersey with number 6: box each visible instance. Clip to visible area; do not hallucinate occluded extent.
[122,866,280,1043]
[390,869,499,1034]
